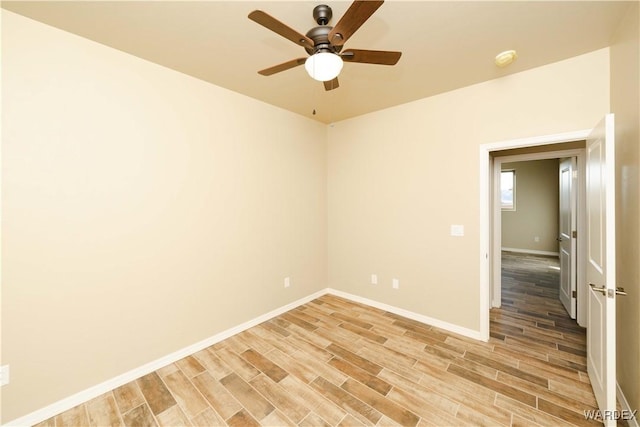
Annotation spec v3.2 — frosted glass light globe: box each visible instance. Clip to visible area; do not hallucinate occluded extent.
[305,52,343,81]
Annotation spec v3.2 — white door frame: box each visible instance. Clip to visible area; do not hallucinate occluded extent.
[491,150,586,324]
[559,157,578,319]
[479,129,591,341]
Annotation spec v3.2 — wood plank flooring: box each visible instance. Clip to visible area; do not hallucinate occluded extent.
[35,253,602,426]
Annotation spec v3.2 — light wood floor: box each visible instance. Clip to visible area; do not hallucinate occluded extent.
[35,253,602,427]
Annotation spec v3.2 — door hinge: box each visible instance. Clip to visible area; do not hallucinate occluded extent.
[572,230,577,239]
[572,290,577,298]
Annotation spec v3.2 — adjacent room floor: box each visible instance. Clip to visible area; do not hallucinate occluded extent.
[36,253,601,427]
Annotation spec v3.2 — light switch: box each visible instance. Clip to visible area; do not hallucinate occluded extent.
[451,225,464,237]
[0,365,9,386]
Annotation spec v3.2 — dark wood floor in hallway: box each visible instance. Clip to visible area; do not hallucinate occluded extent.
[494,252,588,371]
[36,252,603,427]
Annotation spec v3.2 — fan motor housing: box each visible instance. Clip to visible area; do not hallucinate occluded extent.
[305,26,342,55]
[305,4,343,55]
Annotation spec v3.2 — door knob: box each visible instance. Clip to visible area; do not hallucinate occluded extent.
[589,283,628,297]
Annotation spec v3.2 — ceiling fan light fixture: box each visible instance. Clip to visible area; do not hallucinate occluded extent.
[305,52,343,82]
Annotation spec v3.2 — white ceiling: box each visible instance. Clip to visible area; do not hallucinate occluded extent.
[2,1,631,123]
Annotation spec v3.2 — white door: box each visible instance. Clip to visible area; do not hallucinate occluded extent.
[559,158,577,318]
[586,114,617,426]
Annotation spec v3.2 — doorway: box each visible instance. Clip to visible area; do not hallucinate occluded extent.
[491,147,586,327]
[478,129,591,341]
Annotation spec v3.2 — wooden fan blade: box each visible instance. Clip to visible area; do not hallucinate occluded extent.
[328,0,384,47]
[341,49,401,65]
[258,58,307,76]
[249,10,314,48]
[324,78,339,91]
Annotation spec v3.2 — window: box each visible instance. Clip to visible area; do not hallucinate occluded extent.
[501,170,516,210]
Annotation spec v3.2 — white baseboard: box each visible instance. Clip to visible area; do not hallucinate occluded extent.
[5,287,484,426]
[618,381,639,427]
[326,288,484,341]
[502,247,559,257]
[4,289,327,427]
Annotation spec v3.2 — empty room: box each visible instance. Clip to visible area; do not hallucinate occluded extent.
[1,1,639,426]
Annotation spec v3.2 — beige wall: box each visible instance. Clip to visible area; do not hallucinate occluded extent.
[1,11,327,422]
[501,160,560,254]
[611,1,640,413]
[327,48,610,332]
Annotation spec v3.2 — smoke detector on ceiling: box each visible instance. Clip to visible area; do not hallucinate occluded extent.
[495,50,518,67]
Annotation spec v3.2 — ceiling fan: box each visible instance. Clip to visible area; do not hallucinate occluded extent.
[248,1,402,91]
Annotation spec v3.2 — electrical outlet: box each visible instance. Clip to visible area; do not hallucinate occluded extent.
[1,365,9,386]
[284,277,290,288]
[371,274,378,285]
[534,236,540,242]
[392,278,399,289]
